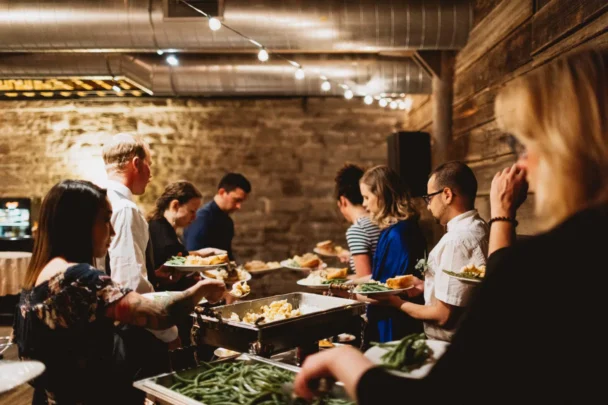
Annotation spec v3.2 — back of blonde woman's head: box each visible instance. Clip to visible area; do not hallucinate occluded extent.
[360,165,418,228]
[495,48,608,230]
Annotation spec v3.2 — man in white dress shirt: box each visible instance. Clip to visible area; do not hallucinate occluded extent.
[381,161,488,341]
[102,134,179,351]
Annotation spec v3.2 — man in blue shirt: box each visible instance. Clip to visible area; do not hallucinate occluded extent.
[184,173,251,260]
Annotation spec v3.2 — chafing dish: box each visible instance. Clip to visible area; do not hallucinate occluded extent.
[192,292,365,358]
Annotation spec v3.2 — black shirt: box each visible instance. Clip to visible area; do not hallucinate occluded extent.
[357,204,608,404]
[184,200,234,259]
[148,216,189,272]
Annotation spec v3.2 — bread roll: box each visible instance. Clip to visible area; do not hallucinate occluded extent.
[327,267,348,280]
[386,275,416,289]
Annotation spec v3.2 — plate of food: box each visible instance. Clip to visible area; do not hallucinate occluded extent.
[229,281,251,299]
[313,240,345,257]
[243,260,282,274]
[443,264,486,284]
[296,267,351,289]
[353,275,416,297]
[0,360,46,394]
[364,333,449,379]
[280,253,327,271]
[142,291,208,305]
[164,254,229,272]
[201,267,251,284]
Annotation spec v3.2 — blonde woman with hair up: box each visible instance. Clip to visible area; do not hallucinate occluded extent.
[358,165,426,343]
[293,49,607,405]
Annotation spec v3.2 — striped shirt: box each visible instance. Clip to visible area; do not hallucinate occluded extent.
[346,216,382,273]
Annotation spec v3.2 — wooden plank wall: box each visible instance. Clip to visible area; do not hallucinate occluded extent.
[407,0,608,235]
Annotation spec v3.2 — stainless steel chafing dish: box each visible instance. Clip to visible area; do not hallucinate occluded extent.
[134,354,301,405]
[192,292,365,358]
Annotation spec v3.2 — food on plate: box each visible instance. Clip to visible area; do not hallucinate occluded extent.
[230,281,251,298]
[243,260,281,272]
[230,299,301,325]
[443,264,486,280]
[286,253,322,269]
[204,267,248,283]
[316,240,344,255]
[167,361,355,405]
[327,267,348,280]
[386,275,416,289]
[165,254,229,266]
[303,269,349,285]
[319,339,334,348]
[354,281,392,293]
[371,333,432,372]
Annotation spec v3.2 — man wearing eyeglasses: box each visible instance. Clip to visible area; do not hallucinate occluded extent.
[184,173,251,260]
[378,161,488,341]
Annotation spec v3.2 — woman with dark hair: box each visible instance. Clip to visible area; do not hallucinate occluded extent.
[148,181,225,291]
[358,165,426,343]
[12,180,226,404]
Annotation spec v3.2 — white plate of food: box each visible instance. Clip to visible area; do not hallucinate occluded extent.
[313,240,345,257]
[229,281,251,299]
[280,253,327,271]
[0,360,46,394]
[242,260,282,274]
[201,268,251,284]
[364,335,449,379]
[296,268,351,289]
[164,254,229,272]
[443,264,485,284]
[353,275,417,297]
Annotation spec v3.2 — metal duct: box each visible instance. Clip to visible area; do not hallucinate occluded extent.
[0,54,431,96]
[0,0,472,52]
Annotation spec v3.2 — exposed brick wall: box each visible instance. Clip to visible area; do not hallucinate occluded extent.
[0,97,406,262]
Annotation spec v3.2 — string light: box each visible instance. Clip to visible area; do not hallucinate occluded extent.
[379,99,388,107]
[257,49,269,62]
[156,50,164,55]
[166,55,179,66]
[403,97,413,110]
[295,68,305,80]
[321,81,331,92]
[112,85,122,93]
[389,101,398,110]
[344,89,354,100]
[398,101,406,110]
[364,95,374,105]
[208,17,222,31]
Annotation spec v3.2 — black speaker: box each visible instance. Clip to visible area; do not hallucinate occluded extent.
[387,132,431,197]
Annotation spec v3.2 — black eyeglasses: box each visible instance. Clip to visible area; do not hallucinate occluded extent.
[502,134,527,157]
[422,190,443,205]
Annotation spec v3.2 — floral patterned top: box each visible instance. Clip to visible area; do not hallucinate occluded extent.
[12,263,131,404]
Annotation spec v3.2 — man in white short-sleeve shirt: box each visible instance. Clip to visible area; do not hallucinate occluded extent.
[381,161,488,341]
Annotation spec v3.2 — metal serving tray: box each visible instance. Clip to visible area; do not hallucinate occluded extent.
[133,354,300,405]
[193,292,365,355]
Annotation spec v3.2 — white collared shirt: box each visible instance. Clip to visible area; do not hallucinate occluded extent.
[104,180,154,294]
[424,210,489,341]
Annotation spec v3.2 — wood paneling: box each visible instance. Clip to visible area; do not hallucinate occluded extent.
[456,0,533,75]
[452,120,510,162]
[531,0,608,54]
[453,86,498,137]
[472,0,506,28]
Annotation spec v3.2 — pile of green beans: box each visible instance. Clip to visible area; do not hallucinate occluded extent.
[168,361,354,405]
[372,333,432,372]
[355,282,392,293]
[321,279,349,285]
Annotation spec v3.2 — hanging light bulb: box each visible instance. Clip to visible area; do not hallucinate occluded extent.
[344,89,354,100]
[112,85,122,93]
[389,101,398,109]
[257,49,269,62]
[364,95,374,105]
[403,97,413,110]
[166,55,179,66]
[208,17,222,31]
[379,99,388,107]
[398,101,407,110]
[295,68,305,80]
[156,50,164,55]
[321,80,331,92]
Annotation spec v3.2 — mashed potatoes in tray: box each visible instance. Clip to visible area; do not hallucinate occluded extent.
[230,299,302,325]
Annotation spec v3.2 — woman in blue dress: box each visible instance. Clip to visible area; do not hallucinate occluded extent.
[359,165,426,343]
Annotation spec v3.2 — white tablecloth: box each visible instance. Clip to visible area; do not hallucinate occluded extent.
[0,251,32,296]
